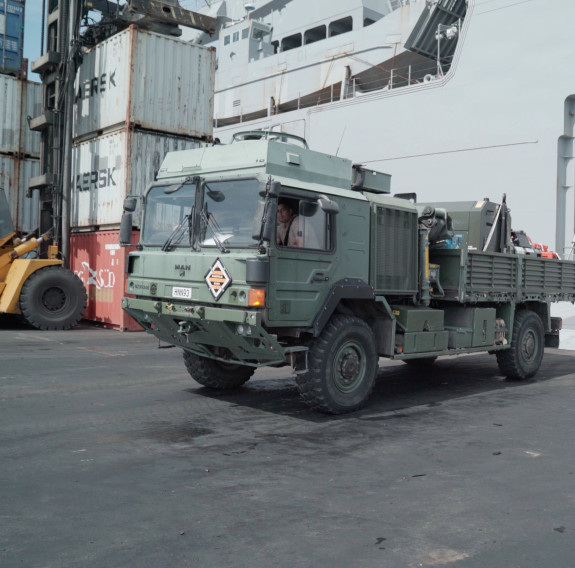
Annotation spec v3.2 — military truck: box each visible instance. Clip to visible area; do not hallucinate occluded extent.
[121,132,574,414]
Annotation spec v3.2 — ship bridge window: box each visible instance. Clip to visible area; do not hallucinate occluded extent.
[252,27,270,41]
[272,40,279,54]
[281,33,302,52]
[329,16,353,37]
[364,18,376,27]
[224,35,230,45]
[233,31,240,42]
[242,28,250,39]
[304,25,326,45]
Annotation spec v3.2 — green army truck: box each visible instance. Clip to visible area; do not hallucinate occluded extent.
[121,132,575,414]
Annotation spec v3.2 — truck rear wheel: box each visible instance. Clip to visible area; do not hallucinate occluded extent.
[296,314,378,414]
[496,310,544,379]
[19,266,87,331]
[183,350,255,389]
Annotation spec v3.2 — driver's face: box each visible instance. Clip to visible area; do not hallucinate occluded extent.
[277,205,292,224]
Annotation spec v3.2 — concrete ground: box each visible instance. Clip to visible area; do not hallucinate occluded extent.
[1,317,575,568]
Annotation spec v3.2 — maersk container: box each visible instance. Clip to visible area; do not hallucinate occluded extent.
[0,0,25,75]
[0,155,40,233]
[71,128,203,228]
[0,74,42,156]
[73,26,216,141]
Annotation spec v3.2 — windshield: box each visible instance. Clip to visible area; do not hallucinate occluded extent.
[201,179,261,248]
[142,181,196,246]
[142,178,261,248]
[0,188,15,239]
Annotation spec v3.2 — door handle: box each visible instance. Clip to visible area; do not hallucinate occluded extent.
[312,274,329,282]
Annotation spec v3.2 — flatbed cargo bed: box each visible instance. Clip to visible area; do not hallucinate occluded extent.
[431,248,575,304]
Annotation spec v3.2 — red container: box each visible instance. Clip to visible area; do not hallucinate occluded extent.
[70,230,141,331]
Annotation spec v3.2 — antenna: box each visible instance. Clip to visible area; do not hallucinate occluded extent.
[335,128,346,156]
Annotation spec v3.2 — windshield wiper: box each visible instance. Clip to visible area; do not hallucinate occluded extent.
[200,209,228,253]
[161,214,191,251]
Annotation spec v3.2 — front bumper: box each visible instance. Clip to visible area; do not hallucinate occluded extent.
[122,296,287,366]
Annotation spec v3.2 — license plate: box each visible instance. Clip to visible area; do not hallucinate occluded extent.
[172,286,192,299]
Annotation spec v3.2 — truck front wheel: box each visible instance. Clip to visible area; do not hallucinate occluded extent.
[183,351,255,389]
[296,315,378,414]
[496,310,544,379]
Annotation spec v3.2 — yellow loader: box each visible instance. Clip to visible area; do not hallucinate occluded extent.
[0,188,87,330]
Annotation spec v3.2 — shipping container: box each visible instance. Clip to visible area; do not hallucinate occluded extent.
[70,230,141,331]
[73,26,216,141]
[0,155,40,233]
[0,74,42,156]
[71,128,203,229]
[0,0,25,75]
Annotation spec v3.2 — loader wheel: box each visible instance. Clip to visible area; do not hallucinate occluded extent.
[296,315,378,414]
[19,266,87,331]
[183,350,255,389]
[496,310,544,380]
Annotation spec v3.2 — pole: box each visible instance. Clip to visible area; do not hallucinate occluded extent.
[61,0,77,267]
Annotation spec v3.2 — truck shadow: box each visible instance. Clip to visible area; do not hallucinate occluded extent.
[187,350,575,422]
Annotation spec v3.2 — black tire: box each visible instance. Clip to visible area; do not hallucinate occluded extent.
[296,314,378,414]
[403,357,437,367]
[496,310,544,379]
[19,266,87,331]
[183,350,255,389]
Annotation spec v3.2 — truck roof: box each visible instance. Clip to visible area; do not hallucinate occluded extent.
[157,137,395,202]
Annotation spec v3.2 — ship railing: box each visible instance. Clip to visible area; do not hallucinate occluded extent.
[214,57,451,129]
[386,0,415,12]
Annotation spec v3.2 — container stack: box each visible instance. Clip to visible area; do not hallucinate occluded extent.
[0,0,43,234]
[70,26,216,329]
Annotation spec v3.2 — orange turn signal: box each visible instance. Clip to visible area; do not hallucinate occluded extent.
[248,288,266,307]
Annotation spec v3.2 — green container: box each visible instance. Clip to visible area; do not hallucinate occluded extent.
[399,330,449,354]
[392,306,444,332]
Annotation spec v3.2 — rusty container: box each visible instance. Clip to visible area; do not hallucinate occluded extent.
[0,155,40,232]
[71,128,203,229]
[70,229,141,331]
[73,26,216,141]
[0,75,42,156]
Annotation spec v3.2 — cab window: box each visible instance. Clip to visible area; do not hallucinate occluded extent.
[276,195,334,251]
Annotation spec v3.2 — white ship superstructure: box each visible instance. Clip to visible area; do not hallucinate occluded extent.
[186,0,575,256]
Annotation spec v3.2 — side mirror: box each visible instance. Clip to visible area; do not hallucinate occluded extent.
[119,212,133,246]
[318,194,339,214]
[259,179,281,198]
[252,199,277,242]
[252,201,265,240]
[261,201,277,242]
[123,196,138,212]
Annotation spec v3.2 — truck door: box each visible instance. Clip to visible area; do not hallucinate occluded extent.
[267,194,336,326]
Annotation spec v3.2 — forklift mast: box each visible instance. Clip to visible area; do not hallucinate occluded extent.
[27,0,216,266]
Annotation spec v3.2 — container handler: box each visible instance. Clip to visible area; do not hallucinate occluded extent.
[121,133,573,413]
[0,188,87,330]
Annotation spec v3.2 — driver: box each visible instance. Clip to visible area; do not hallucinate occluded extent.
[277,199,302,247]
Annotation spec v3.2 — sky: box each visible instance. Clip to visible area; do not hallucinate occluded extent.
[23,1,208,81]
[23,1,43,78]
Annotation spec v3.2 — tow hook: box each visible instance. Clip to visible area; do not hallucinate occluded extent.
[178,321,192,335]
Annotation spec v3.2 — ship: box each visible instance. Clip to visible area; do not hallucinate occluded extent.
[184,0,575,258]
